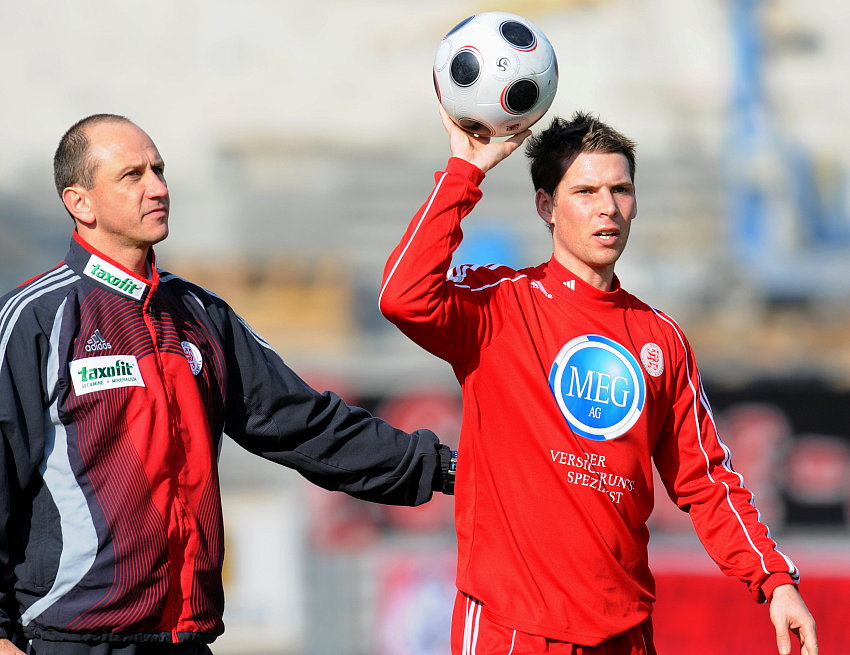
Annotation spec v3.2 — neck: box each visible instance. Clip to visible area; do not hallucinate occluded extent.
[119,250,151,278]
[75,229,152,278]
[552,253,615,291]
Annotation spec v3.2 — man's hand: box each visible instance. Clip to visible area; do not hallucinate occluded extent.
[769,584,818,655]
[0,638,24,654]
[439,104,531,173]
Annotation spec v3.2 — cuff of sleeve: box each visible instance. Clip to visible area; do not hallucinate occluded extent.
[759,573,797,603]
[445,157,487,187]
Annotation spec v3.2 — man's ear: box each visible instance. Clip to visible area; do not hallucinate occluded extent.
[535,188,554,227]
[62,187,95,226]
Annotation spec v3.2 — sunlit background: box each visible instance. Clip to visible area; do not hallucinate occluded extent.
[2,0,849,653]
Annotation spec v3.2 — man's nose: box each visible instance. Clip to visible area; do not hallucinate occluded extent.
[597,188,617,215]
[145,170,168,197]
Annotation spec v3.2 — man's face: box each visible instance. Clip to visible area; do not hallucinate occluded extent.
[536,151,636,289]
[82,121,170,251]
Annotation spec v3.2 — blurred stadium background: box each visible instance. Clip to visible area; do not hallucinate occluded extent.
[2,0,849,653]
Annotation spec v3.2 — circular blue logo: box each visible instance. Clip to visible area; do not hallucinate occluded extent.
[548,335,645,441]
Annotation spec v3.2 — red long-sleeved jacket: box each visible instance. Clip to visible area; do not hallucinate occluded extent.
[379,157,798,645]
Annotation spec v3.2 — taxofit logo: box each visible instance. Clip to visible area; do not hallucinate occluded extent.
[69,355,145,396]
[548,335,646,441]
[83,255,146,300]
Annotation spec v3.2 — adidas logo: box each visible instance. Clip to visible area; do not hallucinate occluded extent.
[564,280,576,291]
[85,329,113,352]
[531,280,553,299]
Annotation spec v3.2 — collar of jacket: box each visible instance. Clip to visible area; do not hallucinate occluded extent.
[65,230,158,303]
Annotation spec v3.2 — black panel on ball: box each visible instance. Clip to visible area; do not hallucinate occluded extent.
[505,79,539,114]
[500,21,535,49]
[450,50,481,87]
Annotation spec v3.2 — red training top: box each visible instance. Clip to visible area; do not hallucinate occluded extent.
[379,157,798,645]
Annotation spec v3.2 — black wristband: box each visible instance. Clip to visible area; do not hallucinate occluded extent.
[443,450,458,495]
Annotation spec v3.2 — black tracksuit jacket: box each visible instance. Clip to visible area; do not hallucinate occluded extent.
[0,232,449,645]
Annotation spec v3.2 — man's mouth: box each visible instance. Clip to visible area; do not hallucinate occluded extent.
[594,229,619,238]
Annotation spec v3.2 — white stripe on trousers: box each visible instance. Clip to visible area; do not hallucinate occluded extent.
[463,595,481,655]
[462,595,517,655]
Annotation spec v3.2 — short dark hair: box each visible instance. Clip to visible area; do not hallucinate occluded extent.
[525,112,636,196]
[53,113,133,197]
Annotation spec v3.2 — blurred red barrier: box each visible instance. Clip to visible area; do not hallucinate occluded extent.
[652,543,850,654]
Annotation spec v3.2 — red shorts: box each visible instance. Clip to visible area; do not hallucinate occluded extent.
[451,593,656,655]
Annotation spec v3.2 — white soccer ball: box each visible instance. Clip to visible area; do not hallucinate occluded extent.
[433,11,558,137]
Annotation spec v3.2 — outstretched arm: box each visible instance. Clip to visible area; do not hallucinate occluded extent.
[195,289,451,506]
[769,584,818,655]
[439,104,530,173]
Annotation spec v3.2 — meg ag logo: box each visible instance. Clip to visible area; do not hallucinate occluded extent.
[548,335,645,441]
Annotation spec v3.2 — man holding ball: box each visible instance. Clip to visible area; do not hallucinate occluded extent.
[379,106,818,654]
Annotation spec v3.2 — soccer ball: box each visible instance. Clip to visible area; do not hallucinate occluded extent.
[433,11,558,137]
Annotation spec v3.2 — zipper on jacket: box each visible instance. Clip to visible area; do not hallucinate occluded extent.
[141,286,193,641]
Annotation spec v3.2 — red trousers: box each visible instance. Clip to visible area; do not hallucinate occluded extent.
[452,593,656,655]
